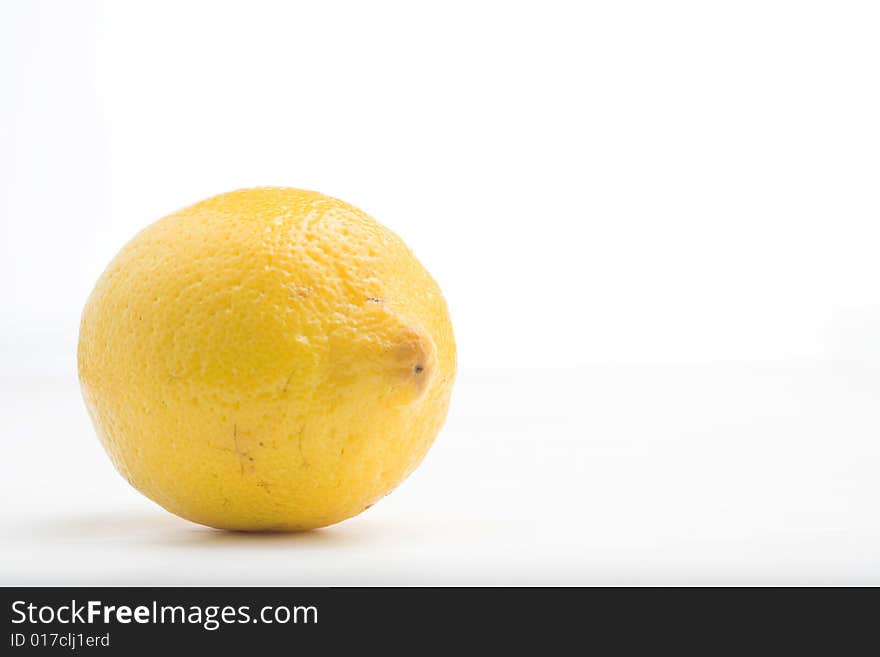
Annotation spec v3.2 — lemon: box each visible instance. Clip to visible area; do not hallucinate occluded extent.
[78,188,455,530]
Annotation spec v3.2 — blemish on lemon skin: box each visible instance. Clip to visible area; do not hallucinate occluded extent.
[281,370,296,394]
[290,284,312,299]
[231,424,257,475]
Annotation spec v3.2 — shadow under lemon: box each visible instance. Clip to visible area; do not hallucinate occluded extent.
[26,510,375,548]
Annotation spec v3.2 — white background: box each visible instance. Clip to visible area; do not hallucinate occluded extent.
[2,0,879,584]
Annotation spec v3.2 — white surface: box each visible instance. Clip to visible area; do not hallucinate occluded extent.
[3,2,880,584]
[2,364,880,585]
